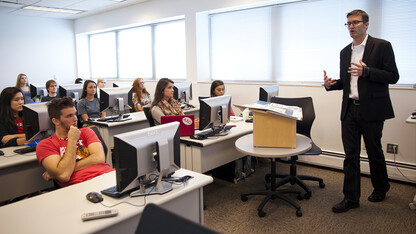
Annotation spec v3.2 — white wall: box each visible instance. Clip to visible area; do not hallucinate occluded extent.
[0,14,77,91]
[73,0,416,182]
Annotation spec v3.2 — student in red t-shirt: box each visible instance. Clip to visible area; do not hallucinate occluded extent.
[0,87,28,148]
[36,97,114,187]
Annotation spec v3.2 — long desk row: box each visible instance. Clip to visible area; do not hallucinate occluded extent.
[180,121,253,173]
[0,146,54,203]
[0,169,213,234]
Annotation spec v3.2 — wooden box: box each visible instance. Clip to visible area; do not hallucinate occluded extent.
[251,109,296,148]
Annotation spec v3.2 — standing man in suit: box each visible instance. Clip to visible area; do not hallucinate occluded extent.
[323,9,399,213]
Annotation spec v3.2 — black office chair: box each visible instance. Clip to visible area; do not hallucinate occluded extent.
[136,203,219,234]
[267,96,325,199]
[143,106,155,127]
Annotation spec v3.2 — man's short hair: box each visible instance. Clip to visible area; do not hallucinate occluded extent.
[47,96,75,120]
[45,80,57,93]
[347,9,369,22]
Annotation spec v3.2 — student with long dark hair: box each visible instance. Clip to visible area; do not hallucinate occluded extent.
[77,80,105,123]
[0,87,28,148]
[150,78,183,125]
[210,80,235,116]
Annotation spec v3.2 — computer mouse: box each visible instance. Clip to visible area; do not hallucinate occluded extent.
[86,192,103,203]
[0,150,4,156]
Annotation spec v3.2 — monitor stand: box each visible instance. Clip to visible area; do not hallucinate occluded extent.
[130,170,172,197]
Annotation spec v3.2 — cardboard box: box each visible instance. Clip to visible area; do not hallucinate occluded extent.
[251,109,296,148]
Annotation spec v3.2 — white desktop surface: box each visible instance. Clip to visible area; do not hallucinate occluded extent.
[180,120,253,173]
[0,146,53,202]
[0,169,213,234]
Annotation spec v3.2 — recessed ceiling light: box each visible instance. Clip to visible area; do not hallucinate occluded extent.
[23,5,84,14]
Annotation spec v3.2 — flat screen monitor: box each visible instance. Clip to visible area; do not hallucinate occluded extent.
[112,82,132,88]
[30,83,47,100]
[22,102,54,142]
[259,85,279,102]
[99,87,133,115]
[58,84,83,102]
[199,95,231,131]
[111,122,180,196]
[174,82,193,109]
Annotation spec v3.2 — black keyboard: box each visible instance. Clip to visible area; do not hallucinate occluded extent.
[96,114,130,122]
[101,181,156,198]
[190,126,234,140]
[14,145,37,154]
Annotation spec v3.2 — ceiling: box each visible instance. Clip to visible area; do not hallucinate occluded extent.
[0,0,149,20]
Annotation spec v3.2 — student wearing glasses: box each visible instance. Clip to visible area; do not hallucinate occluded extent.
[323,9,399,213]
[132,78,152,112]
[41,80,59,102]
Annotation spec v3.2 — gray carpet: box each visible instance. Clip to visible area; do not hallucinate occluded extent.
[203,159,416,233]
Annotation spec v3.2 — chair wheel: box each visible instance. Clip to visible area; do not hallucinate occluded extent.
[265,174,271,183]
[319,182,326,188]
[241,195,248,202]
[304,192,311,199]
[297,194,303,200]
[296,210,302,217]
[258,210,266,217]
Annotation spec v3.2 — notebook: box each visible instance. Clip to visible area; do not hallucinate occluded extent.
[161,115,195,136]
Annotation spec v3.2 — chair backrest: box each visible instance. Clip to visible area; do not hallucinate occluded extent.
[89,126,108,157]
[270,97,315,138]
[143,106,155,127]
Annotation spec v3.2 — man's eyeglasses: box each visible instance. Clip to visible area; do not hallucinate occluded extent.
[139,82,145,85]
[345,21,367,27]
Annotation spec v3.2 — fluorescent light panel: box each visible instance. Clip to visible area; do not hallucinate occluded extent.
[23,5,84,14]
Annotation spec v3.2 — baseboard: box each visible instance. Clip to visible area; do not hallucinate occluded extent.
[297,151,416,184]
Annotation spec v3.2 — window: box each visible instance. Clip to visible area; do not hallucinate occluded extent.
[209,0,415,84]
[89,32,117,78]
[88,19,185,80]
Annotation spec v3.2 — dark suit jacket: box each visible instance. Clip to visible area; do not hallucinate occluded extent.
[326,35,399,122]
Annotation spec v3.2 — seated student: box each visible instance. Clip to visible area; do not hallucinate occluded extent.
[0,87,29,148]
[210,80,235,116]
[77,80,106,123]
[132,78,152,112]
[36,97,114,187]
[150,78,184,125]
[41,80,59,102]
[96,77,106,99]
[16,73,34,103]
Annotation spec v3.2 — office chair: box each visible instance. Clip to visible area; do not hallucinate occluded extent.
[267,96,325,199]
[136,203,219,234]
[143,106,155,127]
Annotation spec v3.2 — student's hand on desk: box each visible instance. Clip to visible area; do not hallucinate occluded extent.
[42,171,54,181]
[2,135,18,144]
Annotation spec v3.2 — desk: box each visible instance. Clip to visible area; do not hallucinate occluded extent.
[0,169,212,234]
[0,146,54,203]
[89,108,199,166]
[235,133,311,217]
[180,121,253,173]
[405,115,416,210]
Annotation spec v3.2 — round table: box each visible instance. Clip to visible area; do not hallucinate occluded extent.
[235,133,312,217]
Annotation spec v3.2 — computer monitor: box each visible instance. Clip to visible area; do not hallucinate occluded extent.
[174,82,194,109]
[58,84,83,102]
[111,122,180,197]
[22,102,54,142]
[99,87,133,117]
[112,82,132,88]
[199,95,231,132]
[259,85,279,102]
[30,83,47,100]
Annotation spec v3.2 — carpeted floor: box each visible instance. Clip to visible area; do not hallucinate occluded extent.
[203,159,416,233]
